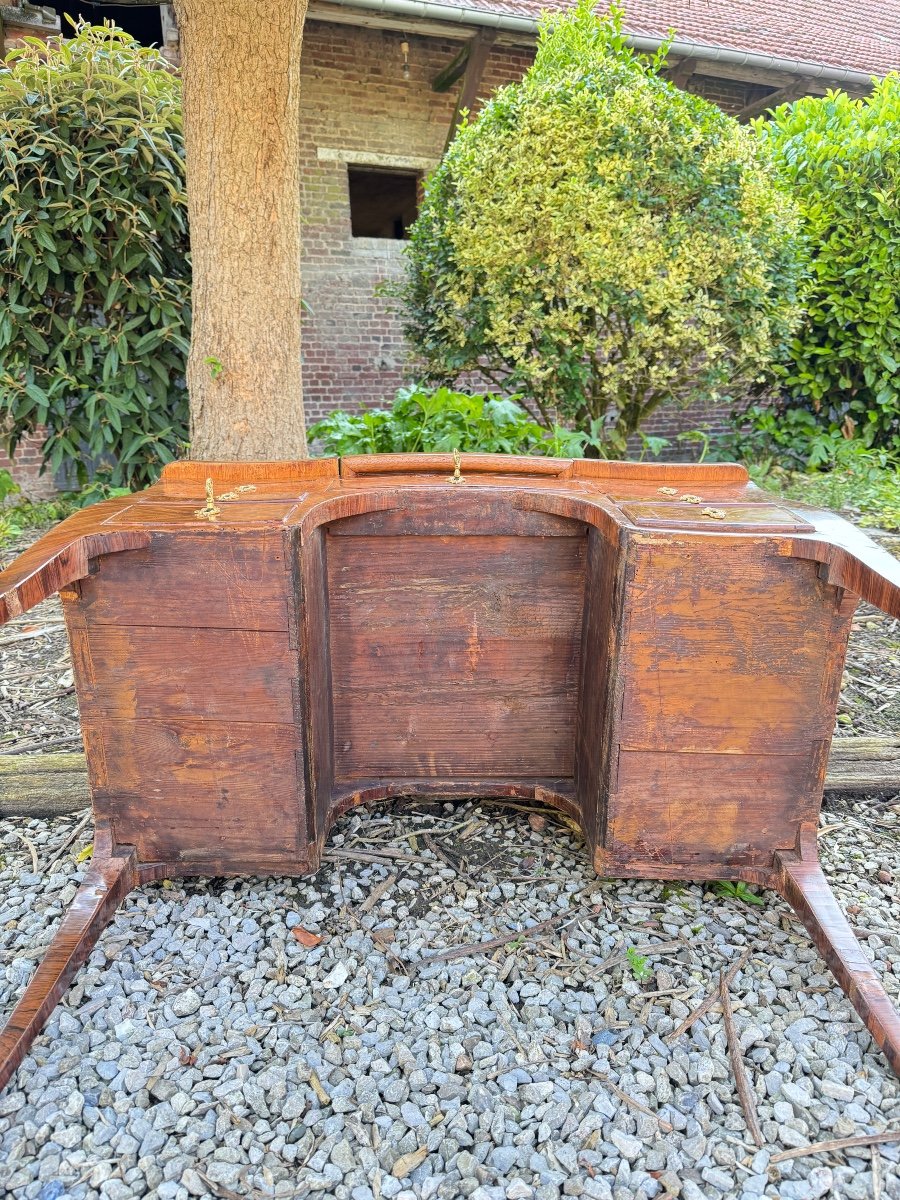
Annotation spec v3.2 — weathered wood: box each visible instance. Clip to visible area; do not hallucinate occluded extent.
[0,452,899,1086]
[445,31,496,151]
[328,532,585,781]
[666,57,697,89]
[825,736,900,792]
[432,41,471,93]
[0,851,137,1093]
[7,736,895,820]
[736,78,811,122]
[0,753,90,817]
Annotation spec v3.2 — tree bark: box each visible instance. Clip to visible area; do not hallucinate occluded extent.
[175,0,309,460]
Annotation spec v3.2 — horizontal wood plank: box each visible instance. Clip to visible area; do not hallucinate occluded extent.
[78,532,290,630]
[328,533,585,779]
[76,627,296,722]
[608,749,819,858]
[85,719,305,866]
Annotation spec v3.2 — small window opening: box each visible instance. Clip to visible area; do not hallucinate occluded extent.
[348,168,419,239]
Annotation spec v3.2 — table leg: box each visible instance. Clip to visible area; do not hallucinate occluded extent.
[775,849,900,1077]
[0,851,137,1093]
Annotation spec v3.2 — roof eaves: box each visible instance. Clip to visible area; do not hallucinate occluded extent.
[320,0,884,85]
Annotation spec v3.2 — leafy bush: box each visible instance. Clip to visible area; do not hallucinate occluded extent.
[757,78,900,459]
[0,468,20,505]
[309,387,595,457]
[749,441,900,531]
[394,1,804,455]
[0,479,130,549]
[0,22,189,488]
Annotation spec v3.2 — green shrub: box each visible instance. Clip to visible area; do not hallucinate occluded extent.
[757,78,900,459]
[0,468,20,505]
[751,440,900,532]
[394,1,804,456]
[309,387,599,457]
[0,22,189,489]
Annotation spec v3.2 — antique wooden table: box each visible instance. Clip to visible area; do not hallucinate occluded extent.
[1,453,899,1088]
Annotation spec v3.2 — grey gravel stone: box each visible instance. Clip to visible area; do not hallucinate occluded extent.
[170,988,202,1018]
[608,1130,642,1160]
[0,784,897,1200]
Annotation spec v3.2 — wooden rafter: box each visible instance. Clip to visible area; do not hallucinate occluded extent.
[432,41,471,92]
[736,77,812,121]
[444,30,496,152]
[667,57,697,89]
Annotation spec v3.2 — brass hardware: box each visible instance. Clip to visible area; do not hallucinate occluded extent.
[218,484,257,501]
[194,478,221,522]
[680,494,702,504]
[448,449,466,485]
[702,507,726,520]
[658,486,679,496]
[194,480,256,520]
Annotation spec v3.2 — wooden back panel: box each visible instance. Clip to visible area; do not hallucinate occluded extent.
[321,508,589,787]
[64,530,309,875]
[600,536,855,872]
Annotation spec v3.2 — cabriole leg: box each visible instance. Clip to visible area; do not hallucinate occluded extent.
[0,851,137,1093]
[775,849,900,1076]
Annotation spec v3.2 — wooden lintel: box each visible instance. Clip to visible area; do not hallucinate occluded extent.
[444,31,497,152]
[736,77,812,121]
[432,42,471,93]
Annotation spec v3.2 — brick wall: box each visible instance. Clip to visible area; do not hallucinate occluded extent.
[299,23,534,425]
[298,23,765,450]
[0,430,57,500]
[0,18,771,491]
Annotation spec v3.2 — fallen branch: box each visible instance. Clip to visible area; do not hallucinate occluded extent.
[416,906,596,968]
[770,1130,900,1164]
[719,970,764,1148]
[667,948,750,1043]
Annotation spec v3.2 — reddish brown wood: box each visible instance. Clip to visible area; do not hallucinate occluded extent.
[1,451,899,1087]
[775,839,900,1077]
[0,850,137,1093]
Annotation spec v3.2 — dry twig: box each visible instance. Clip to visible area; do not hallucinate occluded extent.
[769,1131,900,1164]
[719,970,764,1148]
[416,906,596,968]
[667,948,750,1042]
[358,872,397,914]
[41,809,92,874]
[587,1069,674,1134]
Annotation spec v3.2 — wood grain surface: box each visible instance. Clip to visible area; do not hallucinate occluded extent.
[1,453,899,1086]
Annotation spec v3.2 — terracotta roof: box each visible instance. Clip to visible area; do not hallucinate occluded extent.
[424,0,900,78]
[619,0,900,78]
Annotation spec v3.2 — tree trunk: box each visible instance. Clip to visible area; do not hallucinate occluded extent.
[174,0,309,460]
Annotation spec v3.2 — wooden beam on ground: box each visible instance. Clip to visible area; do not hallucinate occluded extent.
[736,78,812,122]
[0,753,90,818]
[445,31,497,152]
[1,738,897,820]
[824,736,900,794]
[433,42,471,93]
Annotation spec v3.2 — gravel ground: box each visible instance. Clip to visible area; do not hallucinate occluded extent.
[0,527,899,1200]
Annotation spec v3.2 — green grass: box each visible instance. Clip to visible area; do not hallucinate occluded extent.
[748,444,900,532]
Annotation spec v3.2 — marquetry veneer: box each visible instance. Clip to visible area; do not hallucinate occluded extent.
[1,453,899,1088]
